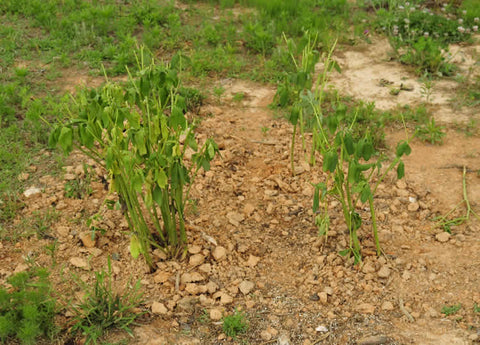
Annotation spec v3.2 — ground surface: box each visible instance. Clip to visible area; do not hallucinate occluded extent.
[2,37,480,345]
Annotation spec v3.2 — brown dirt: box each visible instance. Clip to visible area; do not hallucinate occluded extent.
[2,38,480,345]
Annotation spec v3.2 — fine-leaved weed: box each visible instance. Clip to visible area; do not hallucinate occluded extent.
[222,309,248,339]
[0,267,58,345]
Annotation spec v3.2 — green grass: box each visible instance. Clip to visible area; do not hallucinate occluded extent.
[222,309,248,339]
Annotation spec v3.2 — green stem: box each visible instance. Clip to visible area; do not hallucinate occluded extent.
[291,124,297,176]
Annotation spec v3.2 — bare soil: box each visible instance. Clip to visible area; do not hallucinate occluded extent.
[2,37,480,345]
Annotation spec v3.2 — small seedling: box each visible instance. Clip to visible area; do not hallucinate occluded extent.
[232,92,245,102]
[415,118,446,145]
[474,303,480,313]
[261,126,270,136]
[69,257,144,344]
[222,309,248,339]
[213,86,225,101]
[441,303,462,316]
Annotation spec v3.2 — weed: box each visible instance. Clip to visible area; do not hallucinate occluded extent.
[233,92,245,102]
[441,303,462,316]
[64,165,93,199]
[0,267,58,344]
[222,309,248,339]
[70,258,143,344]
[435,166,480,232]
[474,303,480,313]
[415,118,446,145]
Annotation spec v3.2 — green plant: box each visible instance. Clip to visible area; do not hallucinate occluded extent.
[0,268,58,344]
[222,309,248,339]
[420,77,434,104]
[441,303,462,316]
[434,166,480,233]
[49,51,218,267]
[232,92,245,102]
[286,40,411,263]
[415,118,446,144]
[474,303,480,313]
[70,258,143,344]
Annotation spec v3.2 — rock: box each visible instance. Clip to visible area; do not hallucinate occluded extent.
[277,333,291,345]
[246,254,260,267]
[56,226,70,237]
[408,202,420,212]
[210,308,222,321]
[181,272,204,284]
[177,296,197,312]
[212,246,227,261]
[356,303,375,314]
[315,325,328,332]
[377,266,391,278]
[64,173,77,181]
[198,263,211,274]
[70,257,88,269]
[14,263,29,273]
[239,280,255,295]
[220,293,233,305]
[189,254,205,266]
[227,212,245,226]
[435,232,450,243]
[18,172,29,181]
[206,281,218,294]
[261,330,272,341]
[244,203,255,217]
[357,335,390,345]
[151,302,168,315]
[185,283,206,295]
[319,292,328,304]
[188,245,202,254]
[362,262,376,274]
[23,186,41,198]
[381,301,395,311]
[79,232,96,248]
[153,271,171,284]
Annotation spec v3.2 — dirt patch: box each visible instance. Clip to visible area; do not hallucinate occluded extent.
[327,38,480,124]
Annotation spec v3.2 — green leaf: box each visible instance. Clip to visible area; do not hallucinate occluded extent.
[351,212,362,231]
[289,107,299,126]
[359,183,372,203]
[58,127,73,154]
[131,173,144,193]
[78,125,94,149]
[323,151,338,173]
[344,133,355,155]
[338,249,351,256]
[185,131,198,151]
[129,235,141,259]
[331,60,342,73]
[170,105,186,129]
[134,129,147,156]
[155,169,168,189]
[396,141,412,157]
[397,160,405,179]
[48,126,61,148]
[362,141,374,161]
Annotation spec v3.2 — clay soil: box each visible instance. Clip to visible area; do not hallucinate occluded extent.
[2,38,480,345]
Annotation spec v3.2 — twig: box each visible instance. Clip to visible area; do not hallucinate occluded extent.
[251,140,278,145]
[313,332,330,344]
[398,297,414,322]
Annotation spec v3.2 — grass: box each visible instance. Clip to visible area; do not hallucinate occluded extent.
[0,0,479,342]
[222,309,248,339]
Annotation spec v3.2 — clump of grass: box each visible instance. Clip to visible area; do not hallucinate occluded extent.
[222,309,248,339]
[69,258,144,344]
[441,303,462,316]
[0,267,58,345]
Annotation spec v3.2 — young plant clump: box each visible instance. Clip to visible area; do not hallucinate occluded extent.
[49,52,218,268]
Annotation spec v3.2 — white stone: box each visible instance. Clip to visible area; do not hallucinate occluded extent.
[151,302,168,315]
[238,280,255,295]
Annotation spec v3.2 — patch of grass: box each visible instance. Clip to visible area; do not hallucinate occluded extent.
[0,267,58,345]
[70,258,144,344]
[415,118,446,145]
[441,303,462,316]
[222,309,248,339]
[64,165,93,199]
